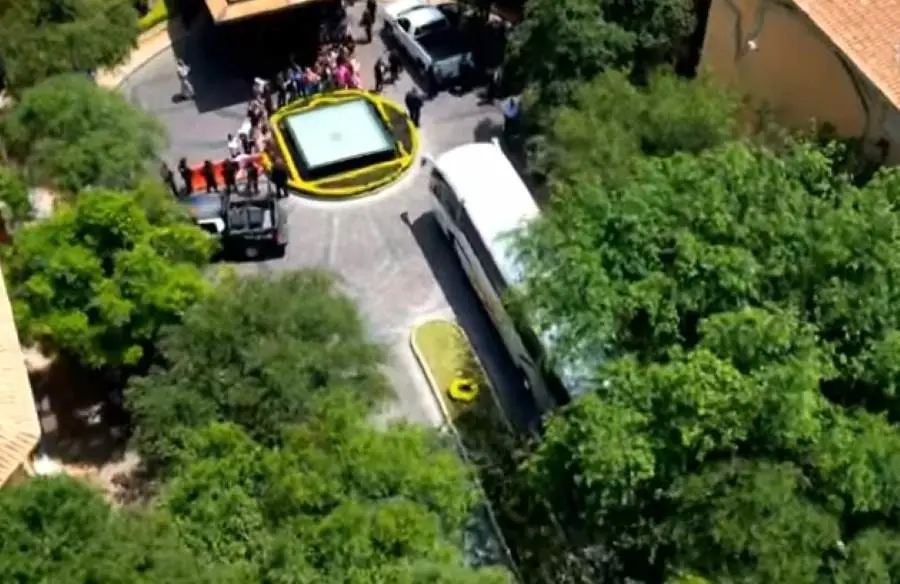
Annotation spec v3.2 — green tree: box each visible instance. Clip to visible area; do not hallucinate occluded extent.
[0,166,31,226]
[513,141,900,373]
[157,404,508,582]
[666,460,841,584]
[530,70,740,185]
[505,0,695,109]
[3,181,213,370]
[127,270,389,473]
[0,0,138,93]
[512,139,900,581]
[0,74,166,193]
[833,529,900,584]
[0,476,238,584]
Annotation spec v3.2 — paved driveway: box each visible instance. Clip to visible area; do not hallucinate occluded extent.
[120,15,539,430]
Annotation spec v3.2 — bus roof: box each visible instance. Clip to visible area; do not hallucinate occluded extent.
[434,141,598,399]
[434,141,538,286]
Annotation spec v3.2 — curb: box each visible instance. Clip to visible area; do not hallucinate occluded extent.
[97,21,188,90]
[409,319,521,582]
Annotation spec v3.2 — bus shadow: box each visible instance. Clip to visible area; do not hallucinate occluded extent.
[404,210,540,432]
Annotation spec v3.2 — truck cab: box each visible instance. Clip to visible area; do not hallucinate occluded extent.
[381,0,473,90]
[182,190,287,260]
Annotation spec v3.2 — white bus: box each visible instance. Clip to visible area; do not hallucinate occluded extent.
[425,139,586,412]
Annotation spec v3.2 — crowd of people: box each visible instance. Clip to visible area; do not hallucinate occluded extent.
[162,0,436,202]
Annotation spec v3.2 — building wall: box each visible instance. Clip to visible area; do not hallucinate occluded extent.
[700,0,899,163]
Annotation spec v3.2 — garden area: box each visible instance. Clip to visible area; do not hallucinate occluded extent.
[412,320,574,581]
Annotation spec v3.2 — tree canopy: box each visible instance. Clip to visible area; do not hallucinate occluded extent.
[529,70,741,186]
[0,405,508,583]
[505,0,695,109]
[156,402,506,583]
[0,166,31,227]
[0,476,233,584]
[3,180,213,371]
[0,74,166,193]
[510,139,900,581]
[127,270,389,474]
[0,0,138,93]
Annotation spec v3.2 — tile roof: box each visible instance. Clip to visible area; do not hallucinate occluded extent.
[0,265,40,487]
[791,0,900,109]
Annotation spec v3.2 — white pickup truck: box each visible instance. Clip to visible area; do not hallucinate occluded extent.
[380,0,474,90]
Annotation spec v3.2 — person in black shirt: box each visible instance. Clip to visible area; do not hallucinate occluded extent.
[202,160,218,193]
[275,72,287,109]
[239,132,252,155]
[388,49,402,83]
[246,162,260,195]
[270,159,289,198]
[160,162,178,197]
[373,57,386,92]
[404,88,423,127]
[248,105,260,130]
[223,158,238,194]
[177,157,193,195]
[360,9,374,44]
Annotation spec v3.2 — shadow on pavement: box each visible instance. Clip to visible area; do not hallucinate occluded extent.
[473,116,503,143]
[403,210,539,431]
[171,15,254,113]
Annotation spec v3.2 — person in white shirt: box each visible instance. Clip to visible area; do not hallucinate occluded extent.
[176,58,194,99]
[227,133,242,158]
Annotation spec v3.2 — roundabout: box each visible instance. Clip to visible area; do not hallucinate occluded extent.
[263,89,419,198]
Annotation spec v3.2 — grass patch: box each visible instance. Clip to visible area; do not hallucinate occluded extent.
[138,1,169,31]
[413,320,572,582]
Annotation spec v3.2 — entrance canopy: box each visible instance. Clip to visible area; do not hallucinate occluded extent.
[205,0,324,23]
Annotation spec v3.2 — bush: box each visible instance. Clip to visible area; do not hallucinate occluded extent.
[138,1,169,31]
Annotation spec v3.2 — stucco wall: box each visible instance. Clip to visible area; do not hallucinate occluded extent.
[700,0,894,151]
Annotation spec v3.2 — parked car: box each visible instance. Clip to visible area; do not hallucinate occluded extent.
[181,190,287,260]
[380,0,474,91]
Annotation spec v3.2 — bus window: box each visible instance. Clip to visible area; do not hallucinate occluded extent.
[457,206,507,296]
[513,311,570,406]
[430,169,460,219]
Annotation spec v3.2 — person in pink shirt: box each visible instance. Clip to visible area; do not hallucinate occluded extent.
[334,60,350,89]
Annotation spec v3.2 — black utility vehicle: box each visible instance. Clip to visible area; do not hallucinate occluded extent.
[182,190,287,259]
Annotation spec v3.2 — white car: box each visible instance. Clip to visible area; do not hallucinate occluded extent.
[380,0,473,90]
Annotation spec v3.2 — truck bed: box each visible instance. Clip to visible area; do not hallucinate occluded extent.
[418,28,468,62]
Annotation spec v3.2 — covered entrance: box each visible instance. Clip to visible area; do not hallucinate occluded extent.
[203,0,344,76]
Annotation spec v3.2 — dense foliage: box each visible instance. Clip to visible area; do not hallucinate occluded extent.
[3,180,213,371]
[0,404,506,583]
[0,75,166,193]
[127,270,389,474]
[505,0,695,110]
[511,140,900,581]
[0,166,31,226]
[529,70,741,185]
[0,0,138,93]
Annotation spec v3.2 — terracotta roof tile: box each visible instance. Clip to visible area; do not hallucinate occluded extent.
[0,265,40,487]
[791,0,900,109]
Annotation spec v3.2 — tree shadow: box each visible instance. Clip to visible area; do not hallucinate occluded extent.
[401,210,539,431]
[27,352,129,468]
